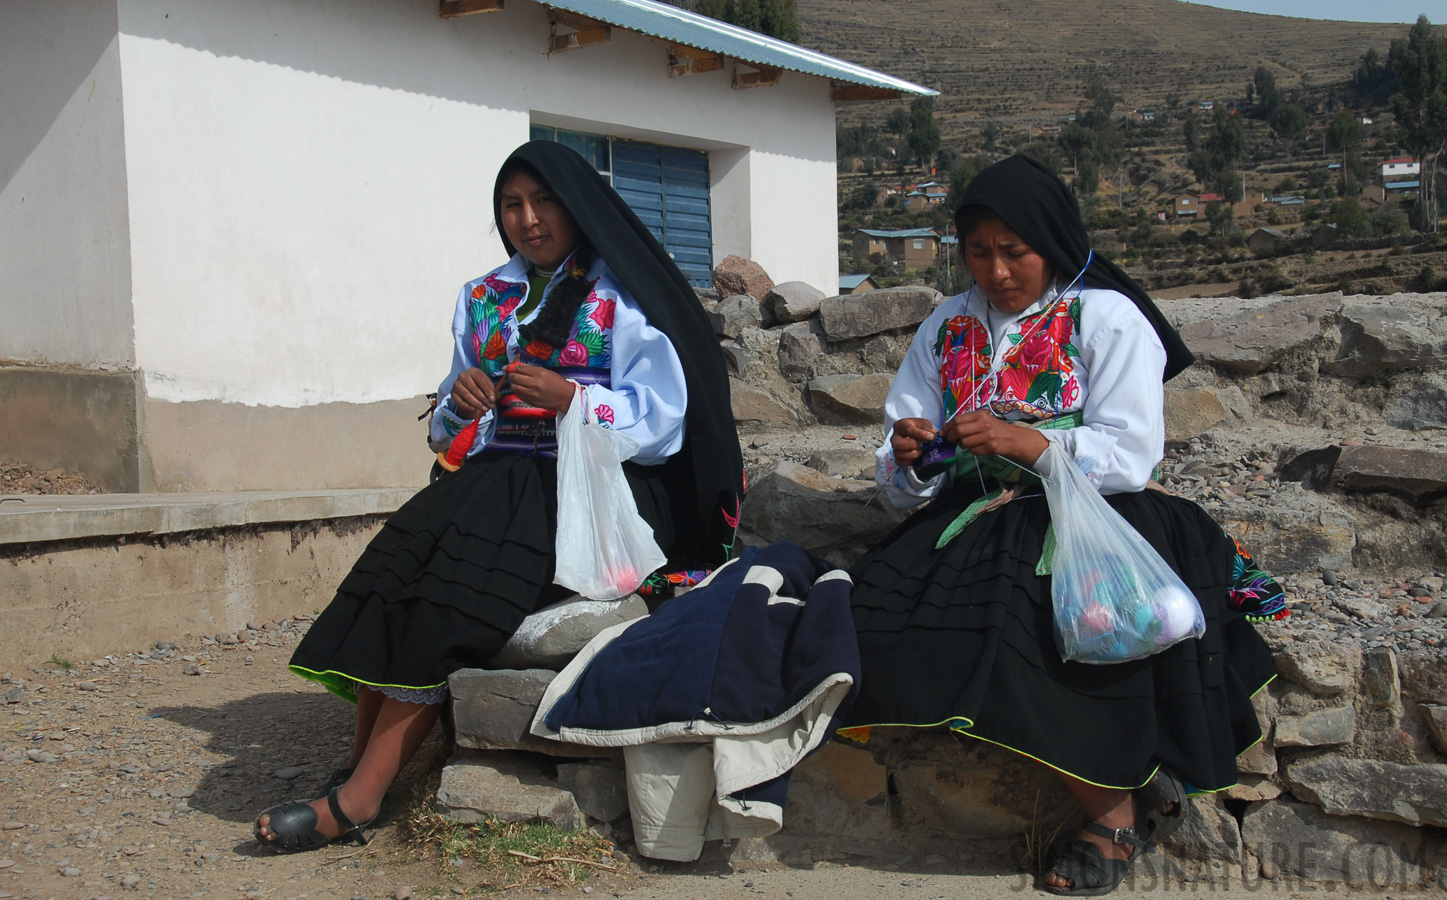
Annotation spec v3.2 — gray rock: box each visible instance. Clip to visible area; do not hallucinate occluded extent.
[805,448,877,479]
[777,321,826,381]
[1386,372,1447,431]
[708,294,763,340]
[1326,294,1447,377]
[1212,506,1355,575]
[807,374,893,424]
[1361,647,1402,710]
[1241,797,1425,885]
[729,378,799,430]
[1277,446,1342,491]
[1176,295,1337,375]
[818,286,941,342]
[1273,706,1356,748]
[1224,774,1282,803]
[1236,732,1277,776]
[1164,386,1228,443]
[764,281,825,324]
[712,255,775,302]
[449,668,611,758]
[1332,445,1447,502]
[1272,641,1360,696]
[1399,648,1447,704]
[740,462,908,567]
[2,686,25,704]
[718,341,755,377]
[272,766,306,781]
[557,762,629,822]
[1284,757,1447,828]
[1159,794,1243,866]
[1421,705,1447,755]
[436,751,584,831]
[487,594,648,671]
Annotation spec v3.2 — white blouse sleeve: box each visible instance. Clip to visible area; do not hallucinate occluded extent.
[1034,292,1166,494]
[429,279,498,452]
[875,303,957,508]
[576,291,687,465]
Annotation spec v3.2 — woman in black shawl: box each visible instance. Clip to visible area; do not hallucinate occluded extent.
[841,156,1276,894]
[256,141,743,852]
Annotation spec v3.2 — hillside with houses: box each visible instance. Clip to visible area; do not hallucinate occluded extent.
[799,0,1447,297]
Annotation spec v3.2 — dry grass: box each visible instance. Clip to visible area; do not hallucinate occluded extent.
[1019,791,1077,877]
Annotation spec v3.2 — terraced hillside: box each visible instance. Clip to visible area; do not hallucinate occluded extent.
[798,0,1421,132]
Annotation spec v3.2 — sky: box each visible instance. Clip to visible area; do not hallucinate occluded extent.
[1180,1,1433,24]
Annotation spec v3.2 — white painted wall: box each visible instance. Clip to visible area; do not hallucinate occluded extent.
[100,0,839,410]
[0,0,134,368]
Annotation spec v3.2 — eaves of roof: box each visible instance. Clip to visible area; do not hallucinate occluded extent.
[542,0,936,98]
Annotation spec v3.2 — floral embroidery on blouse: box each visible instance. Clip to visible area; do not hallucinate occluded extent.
[470,278,614,375]
[937,294,1083,421]
[469,275,526,377]
[594,404,615,426]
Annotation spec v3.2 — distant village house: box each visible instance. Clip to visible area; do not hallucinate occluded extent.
[852,228,940,268]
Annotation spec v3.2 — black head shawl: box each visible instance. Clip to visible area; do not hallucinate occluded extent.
[955,154,1194,381]
[493,141,743,566]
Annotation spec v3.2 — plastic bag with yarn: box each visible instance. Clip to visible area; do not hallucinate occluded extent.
[1040,442,1205,664]
[553,383,667,600]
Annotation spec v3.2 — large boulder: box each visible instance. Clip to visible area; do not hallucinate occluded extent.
[1387,372,1447,431]
[712,255,775,301]
[730,378,800,429]
[1240,797,1426,885]
[436,750,585,830]
[1172,294,1338,375]
[741,461,908,566]
[765,281,826,325]
[777,320,827,381]
[1325,293,1447,377]
[1212,499,1355,574]
[708,294,764,340]
[1164,385,1229,443]
[486,594,649,670]
[1273,706,1356,748]
[807,374,893,424]
[1271,640,1361,697]
[818,286,941,342]
[1331,445,1447,503]
[449,668,614,758]
[1283,757,1447,828]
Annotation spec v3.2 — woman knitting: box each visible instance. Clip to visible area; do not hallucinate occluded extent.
[255,141,742,852]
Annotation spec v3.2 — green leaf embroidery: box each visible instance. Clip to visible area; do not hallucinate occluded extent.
[1025,370,1062,405]
[1064,342,1080,357]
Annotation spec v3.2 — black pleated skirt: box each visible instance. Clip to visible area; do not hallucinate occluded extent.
[843,481,1276,792]
[289,452,680,702]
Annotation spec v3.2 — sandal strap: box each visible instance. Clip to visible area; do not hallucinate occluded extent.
[325,786,370,847]
[1081,819,1147,852]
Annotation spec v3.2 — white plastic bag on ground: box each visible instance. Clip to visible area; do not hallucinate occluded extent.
[1040,443,1205,664]
[553,383,667,600]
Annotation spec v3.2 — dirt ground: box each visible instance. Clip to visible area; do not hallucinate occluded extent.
[2,620,1428,900]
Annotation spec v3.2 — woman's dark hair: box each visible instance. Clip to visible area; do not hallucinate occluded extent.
[496,158,595,351]
[953,204,1000,244]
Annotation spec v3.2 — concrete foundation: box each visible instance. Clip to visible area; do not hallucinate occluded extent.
[0,489,411,670]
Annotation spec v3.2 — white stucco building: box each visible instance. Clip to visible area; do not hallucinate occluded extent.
[2,0,931,492]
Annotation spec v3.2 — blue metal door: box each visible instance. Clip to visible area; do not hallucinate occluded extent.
[611,141,713,288]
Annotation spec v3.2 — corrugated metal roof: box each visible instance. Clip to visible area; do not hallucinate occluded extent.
[542,0,935,96]
[857,227,938,238]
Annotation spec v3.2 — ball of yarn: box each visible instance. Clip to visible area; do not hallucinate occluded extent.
[1154,585,1201,643]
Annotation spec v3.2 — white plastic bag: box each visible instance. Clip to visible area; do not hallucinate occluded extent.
[1040,443,1205,664]
[553,383,667,600]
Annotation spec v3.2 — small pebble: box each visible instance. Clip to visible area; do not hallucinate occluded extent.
[60,866,81,877]
[1320,570,1337,586]
[1,823,24,831]
[395,889,413,900]
[1430,601,1447,619]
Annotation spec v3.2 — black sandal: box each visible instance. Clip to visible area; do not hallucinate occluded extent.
[1043,819,1149,897]
[315,767,354,799]
[254,785,372,853]
[1135,768,1187,846]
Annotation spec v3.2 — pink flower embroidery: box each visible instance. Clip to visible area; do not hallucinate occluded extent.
[558,340,590,367]
[1017,330,1054,373]
[589,297,615,330]
[1060,377,1080,406]
[595,404,615,425]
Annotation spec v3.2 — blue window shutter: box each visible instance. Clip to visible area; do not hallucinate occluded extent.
[612,141,713,288]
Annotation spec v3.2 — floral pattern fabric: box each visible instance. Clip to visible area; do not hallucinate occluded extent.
[468,275,614,376]
[936,293,1083,421]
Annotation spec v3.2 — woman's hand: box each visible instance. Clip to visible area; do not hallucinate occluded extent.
[504,364,575,413]
[450,367,497,419]
[890,417,938,468]
[943,411,1049,466]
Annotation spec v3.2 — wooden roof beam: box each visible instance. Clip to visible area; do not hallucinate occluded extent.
[669,44,724,77]
[732,65,782,90]
[549,9,611,54]
[439,0,503,17]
